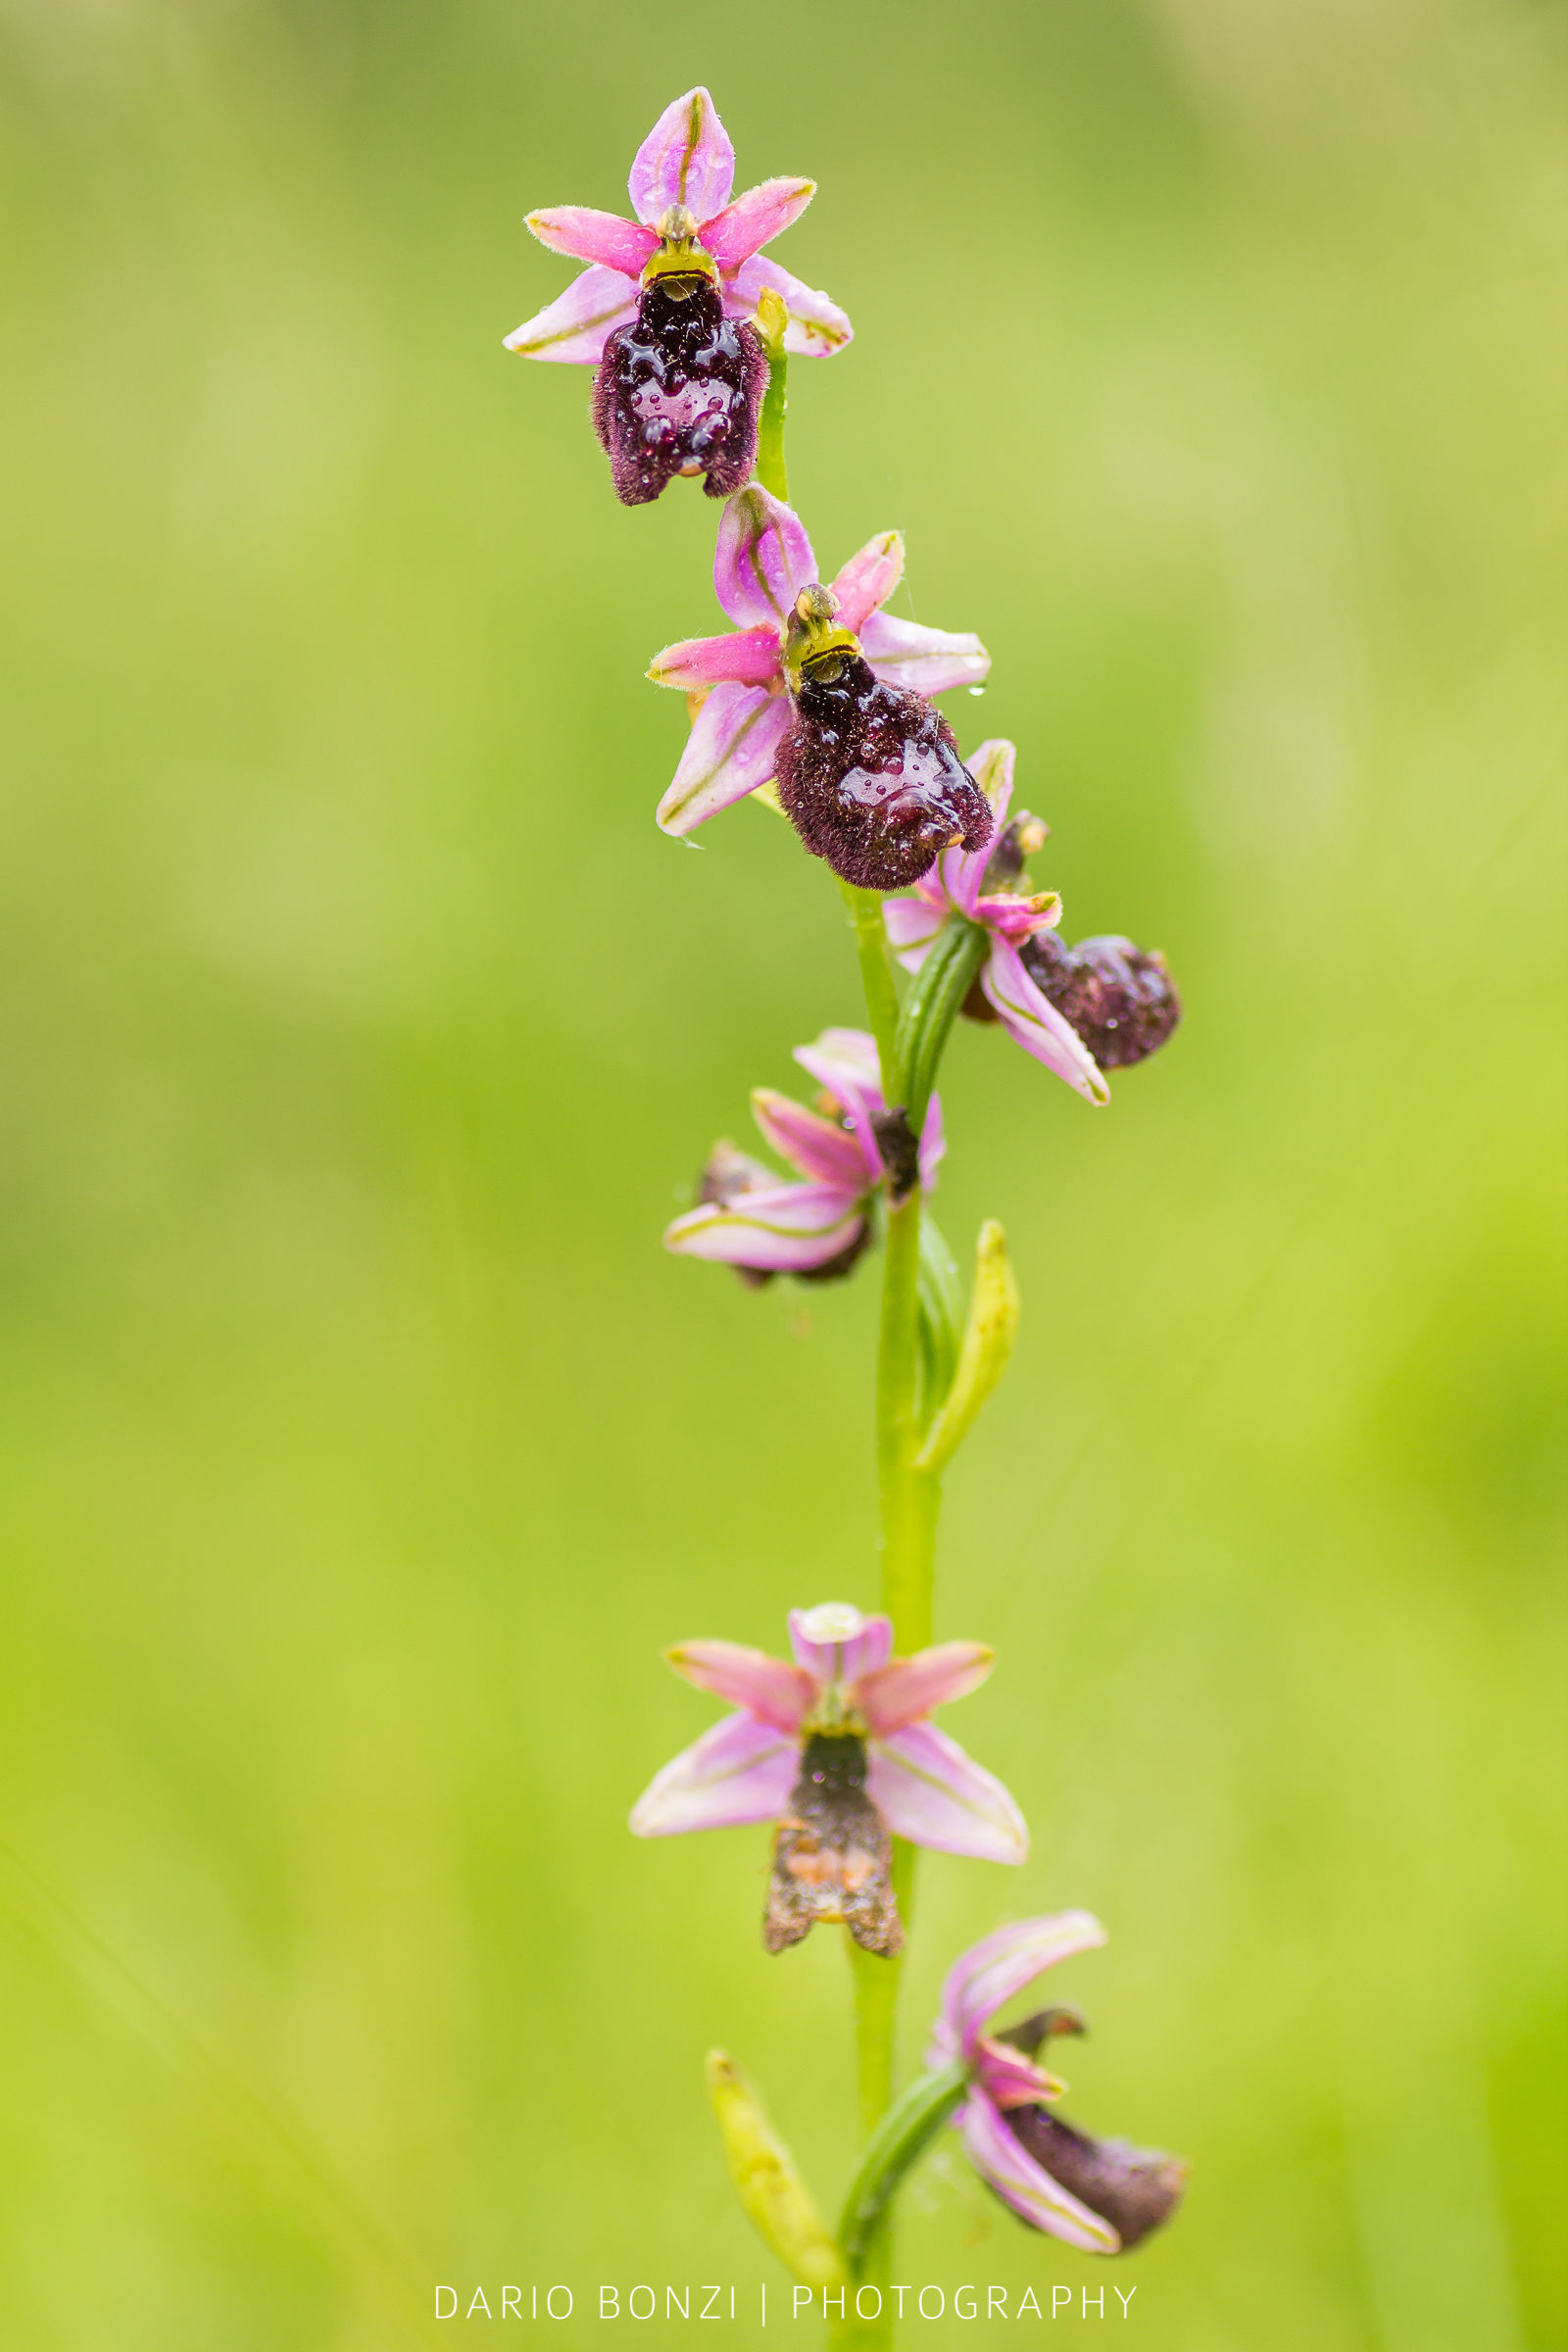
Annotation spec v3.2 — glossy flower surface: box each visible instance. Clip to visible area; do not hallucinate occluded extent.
[663,1029,941,1281]
[505,87,851,366]
[650,487,989,839]
[631,1602,1028,1956]
[928,1918,1187,2254]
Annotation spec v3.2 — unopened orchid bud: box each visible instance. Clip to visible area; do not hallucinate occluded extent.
[1019,933,1181,1069]
[1004,2108,1188,2252]
[775,637,993,891]
[705,2052,847,2290]
[592,222,766,505]
[981,810,1050,890]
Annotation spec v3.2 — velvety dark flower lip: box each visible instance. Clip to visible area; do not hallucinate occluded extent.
[590,273,767,507]
[662,1027,943,1280]
[649,488,989,837]
[506,87,851,366]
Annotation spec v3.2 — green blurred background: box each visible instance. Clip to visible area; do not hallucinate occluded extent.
[0,0,1563,2343]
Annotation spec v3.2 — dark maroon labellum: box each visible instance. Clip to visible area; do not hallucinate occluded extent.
[763,1733,903,1957]
[1018,933,1181,1068]
[775,653,993,891]
[1003,2107,1187,2250]
[592,277,766,508]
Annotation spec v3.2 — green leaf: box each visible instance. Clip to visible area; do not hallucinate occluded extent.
[914,1220,1020,1474]
[836,2061,969,2270]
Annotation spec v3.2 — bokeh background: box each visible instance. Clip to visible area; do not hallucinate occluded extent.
[0,0,1563,2344]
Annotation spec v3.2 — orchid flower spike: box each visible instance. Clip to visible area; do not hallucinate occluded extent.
[506,89,850,505]
[663,1028,942,1284]
[630,1602,1027,1958]
[650,487,993,885]
[927,1917,1188,2255]
[883,741,1181,1104]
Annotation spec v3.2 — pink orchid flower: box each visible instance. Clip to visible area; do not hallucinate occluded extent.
[882,739,1112,1106]
[928,1917,1187,2254]
[505,85,851,368]
[649,485,990,840]
[630,1601,1027,1957]
[663,1028,942,1282]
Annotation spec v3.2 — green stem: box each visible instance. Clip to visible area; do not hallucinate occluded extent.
[756,345,789,502]
[839,883,901,1099]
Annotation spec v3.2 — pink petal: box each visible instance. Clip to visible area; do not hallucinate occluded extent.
[859,611,991,696]
[663,1182,866,1273]
[966,737,1016,818]
[974,890,1060,946]
[701,177,814,270]
[751,1088,867,1191]
[628,86,735,226]
[973,2037,1065,2110]
[723,254,853,356]
[648,627,782,692]
[829,530,905,633]
[917,1090,946,1189]
[656,684,792,837]
[937,1915,1108,2059]
[664,1642,814,1734]
[856,1642,995,1737]
[981,941,1110,1104]
[629,1709,796,1837]
[787,1604,893,1689]
[958,2094,1121,2255]
[792,1028,887,1177]
[713,486,818,633]
[866,1724,1027,1864]
[526,206,658,275]
[882,895,946,972]
[504,264,637,365]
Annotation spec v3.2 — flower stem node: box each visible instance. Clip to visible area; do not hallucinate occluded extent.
[705,2052,847,2291]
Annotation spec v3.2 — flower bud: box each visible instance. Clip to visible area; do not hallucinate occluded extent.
[593,255,766,506]
[775,612,993,889]
[1003,2107,1187,2251]
[706,2052,847,2291]
[1018,932,1181,1068]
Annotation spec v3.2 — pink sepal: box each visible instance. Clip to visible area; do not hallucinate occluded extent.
[504,264,638,365]
[629,1709,796,1837]
[859,610,991,695]
[981,942,1110,1104]
[856,1642,995,1737]
[917,1091,946,1189]
[792,1029,886,1159]
[656,684,791,836]
[938,1914,1108,2060]
[882,894,946,970]
[867,1725,1028,1864]
[957,2094,1120,2255]
[787,1605,893,1688]
[702,176,815,270]
[830,529,904,633]
[648,627,782,692]
[724,254,853,355]
[628,87,735,225]
[713,486,818,631]
[751,1089,867,1192]
[973,2037,1066,2110]
[664,1641,815,1734]
[663,1182,865,1272]
[525,206,656,276]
